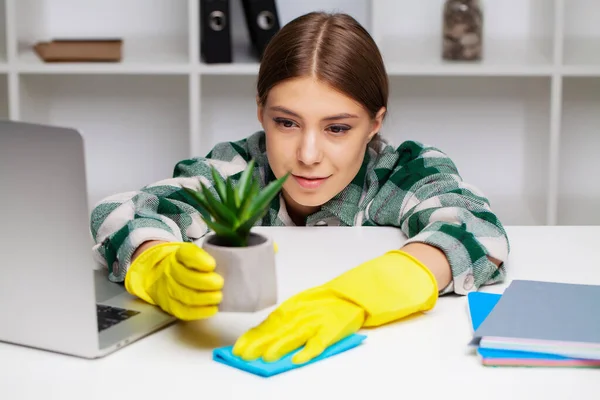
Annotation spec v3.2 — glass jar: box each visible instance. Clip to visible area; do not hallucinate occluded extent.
[442,0,483,61]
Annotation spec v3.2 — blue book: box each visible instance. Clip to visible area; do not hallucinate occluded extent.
[468,291,600,367]
[470,280,600,361]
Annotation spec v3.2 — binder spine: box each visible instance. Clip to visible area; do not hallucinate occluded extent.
[241,0,280,59]
[200,0,233,64]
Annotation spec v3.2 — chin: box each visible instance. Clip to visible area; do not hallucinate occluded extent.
[287,189,333,208]
[296,196,328,208]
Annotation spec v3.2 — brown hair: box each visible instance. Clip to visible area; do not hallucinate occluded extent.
[257,12,389,146]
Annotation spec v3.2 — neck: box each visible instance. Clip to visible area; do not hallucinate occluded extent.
[282,190,320,226]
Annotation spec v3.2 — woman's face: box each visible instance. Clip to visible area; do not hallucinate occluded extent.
[258,76,385,219]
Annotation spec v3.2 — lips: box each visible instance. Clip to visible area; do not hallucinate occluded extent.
[292,174,330,190]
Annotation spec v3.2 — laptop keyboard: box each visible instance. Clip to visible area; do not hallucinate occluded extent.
[96,304,140,332]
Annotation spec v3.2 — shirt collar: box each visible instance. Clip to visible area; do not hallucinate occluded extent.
[317,149,370,226]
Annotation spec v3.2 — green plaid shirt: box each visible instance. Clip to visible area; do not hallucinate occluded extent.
[90,131,509,295]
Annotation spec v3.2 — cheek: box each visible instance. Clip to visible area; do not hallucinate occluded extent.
[328,138,367,169]
[265,133,293,171]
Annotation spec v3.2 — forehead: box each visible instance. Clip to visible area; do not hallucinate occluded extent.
[266,76,366,116]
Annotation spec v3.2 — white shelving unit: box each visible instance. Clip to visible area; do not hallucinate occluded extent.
[1,0,598,226]
[0,0,7,120]
[0,74,7,119]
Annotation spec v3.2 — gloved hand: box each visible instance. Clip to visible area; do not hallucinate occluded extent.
[232,250,438,364]
[125,242,224,320]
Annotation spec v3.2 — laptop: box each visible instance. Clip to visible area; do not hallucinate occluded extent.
[0,120,176,358]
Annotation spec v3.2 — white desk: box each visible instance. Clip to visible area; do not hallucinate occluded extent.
[1,226,600,399]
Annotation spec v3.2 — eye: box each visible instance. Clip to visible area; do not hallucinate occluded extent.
[327,125,351,135]
[273,118,298,129]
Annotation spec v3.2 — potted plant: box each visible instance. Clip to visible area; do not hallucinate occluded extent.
[184,159,289,313]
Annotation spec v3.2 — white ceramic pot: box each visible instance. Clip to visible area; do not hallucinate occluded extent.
[201,232,278,313]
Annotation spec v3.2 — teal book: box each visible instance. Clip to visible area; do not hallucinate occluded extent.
[468,290,600,367]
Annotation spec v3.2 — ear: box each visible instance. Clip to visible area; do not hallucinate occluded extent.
[368,106,386,141]
[256,95,265,126]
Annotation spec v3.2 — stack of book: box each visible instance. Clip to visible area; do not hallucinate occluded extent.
[33,39,123,62]
[468,279,600,368]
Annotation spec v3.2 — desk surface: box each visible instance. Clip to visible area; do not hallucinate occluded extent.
[2,226,600,399]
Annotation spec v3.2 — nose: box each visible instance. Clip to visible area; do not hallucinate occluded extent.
[297,129,323,165]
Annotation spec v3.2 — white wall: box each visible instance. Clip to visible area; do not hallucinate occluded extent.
[2,0,600,226]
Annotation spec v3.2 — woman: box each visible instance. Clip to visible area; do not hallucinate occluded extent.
[91,12,509,365]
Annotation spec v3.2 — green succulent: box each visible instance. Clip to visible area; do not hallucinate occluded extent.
[184,159,289,247]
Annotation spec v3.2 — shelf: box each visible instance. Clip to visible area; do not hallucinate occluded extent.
[200,0,372,76]
[485,196,546,228]
[563,0,600,68]
[199,42,259,76]
[561,68,600,77]
[557,77,600,225]
[199,1,554,77]
[19,74,191,209]
[200,37,556,77]
[273,0,371,31]
[199,75,262,155]
[379,37,553,76]
[384,75,551,225]
[372,0,555,76]
[562,38,600,75]
[0,73,7,119]
[199,73,553,225]
[14,0,189,72]
[3,0,600,227]
[0,0,6,64]
[16,39,191,75]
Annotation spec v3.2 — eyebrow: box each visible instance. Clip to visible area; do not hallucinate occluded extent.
[269,106,359,121]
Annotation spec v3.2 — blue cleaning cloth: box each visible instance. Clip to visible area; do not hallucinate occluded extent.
[213,333,367,377]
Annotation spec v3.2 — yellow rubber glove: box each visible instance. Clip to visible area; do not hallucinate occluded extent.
[232,250,438,364]
[125,242,224,320]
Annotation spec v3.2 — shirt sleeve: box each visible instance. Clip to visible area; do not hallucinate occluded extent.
[90,142,251,283]
[367,140,510,295]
